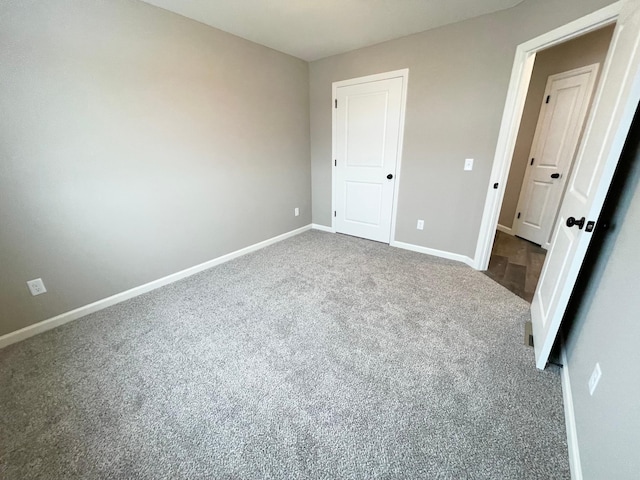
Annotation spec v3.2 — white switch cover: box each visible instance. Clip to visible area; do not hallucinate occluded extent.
[27,278,47,296]
[464,158,474,171]
[417,220,424,230]
[588,362,602,396]
[294,207,299,217]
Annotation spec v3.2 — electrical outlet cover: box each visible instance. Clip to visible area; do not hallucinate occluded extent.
[27,278,47,296]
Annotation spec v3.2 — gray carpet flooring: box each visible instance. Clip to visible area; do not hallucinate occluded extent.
[0,231,569,479]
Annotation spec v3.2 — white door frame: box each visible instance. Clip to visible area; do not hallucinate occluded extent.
[474,3,621,270]
[331,69,410,242]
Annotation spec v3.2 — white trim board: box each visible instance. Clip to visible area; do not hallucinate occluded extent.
[0,225,312,350]
[312,226,475,267]
[391,240,475,268]
[561,346,583,480]
[311,223,335,233]
[474,3,621,271]
[331,69,410,242]
[497,224,514,235]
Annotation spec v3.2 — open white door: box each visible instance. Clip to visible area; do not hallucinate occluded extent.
[514,65,599,247]
[532,0,640,369]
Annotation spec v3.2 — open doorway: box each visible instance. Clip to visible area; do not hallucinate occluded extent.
[484,25,615,303]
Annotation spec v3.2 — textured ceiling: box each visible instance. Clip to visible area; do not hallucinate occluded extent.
[141,0,524,61]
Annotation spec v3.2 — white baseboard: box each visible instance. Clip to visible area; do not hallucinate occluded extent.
[0,224,312,350]
[561,346,583,480]
[311,223,335,233]
[497,223,514,235]
[390,240,476,268]
[308,227,478,268]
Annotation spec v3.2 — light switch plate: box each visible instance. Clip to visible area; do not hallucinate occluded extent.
[464,158,474,171]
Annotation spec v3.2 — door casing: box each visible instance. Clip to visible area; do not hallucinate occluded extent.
[331,69,409,242]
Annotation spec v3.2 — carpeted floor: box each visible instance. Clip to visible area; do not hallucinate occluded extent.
[0,231,569,479]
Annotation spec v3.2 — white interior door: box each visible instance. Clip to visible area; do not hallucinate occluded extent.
[514,64,599,247]
[532,0,640,370]
[334,76,405,243]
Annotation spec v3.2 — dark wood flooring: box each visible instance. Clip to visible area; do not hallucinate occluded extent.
[483,230,547,303]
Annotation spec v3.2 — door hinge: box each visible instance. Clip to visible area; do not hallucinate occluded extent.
[530,158,535,166]
[334,99,337,108]
[334,159,337,167]
[334,211,337,217]
[545,95,551,104]
[517,212,521,219]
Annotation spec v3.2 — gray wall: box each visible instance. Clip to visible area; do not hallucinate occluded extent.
[564,132,640,479]
[0,0,311,337]
[310,0,616,258]
[499,25,615,229]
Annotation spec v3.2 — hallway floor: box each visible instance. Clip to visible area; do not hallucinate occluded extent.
[483,230,547,303]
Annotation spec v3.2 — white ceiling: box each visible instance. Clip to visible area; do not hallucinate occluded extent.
[141,0,524,61]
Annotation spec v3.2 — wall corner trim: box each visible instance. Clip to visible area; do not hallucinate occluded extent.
[561,345,584,480]
[311,223,336,233]
[390,240,476,268]
[0,224,312,350]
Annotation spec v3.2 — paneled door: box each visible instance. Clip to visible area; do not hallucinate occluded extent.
[532,0,640,369]
[334,75,405,243]
[514,64,599,247]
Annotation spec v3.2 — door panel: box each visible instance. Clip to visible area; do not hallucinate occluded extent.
[345,182,383,225]
[538,83,581,168]
[537,223,572,322]
[514,65,599,246]
[532,0,640,369]
[345,92,388,167]
[335,76,404,243]
[522,179,552,228]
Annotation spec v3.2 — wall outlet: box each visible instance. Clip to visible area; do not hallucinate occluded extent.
[417,219,424,230]
[464,158,474,171]
[588,362,602,396]
[294,207,299,217]
[27,278,47,296]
